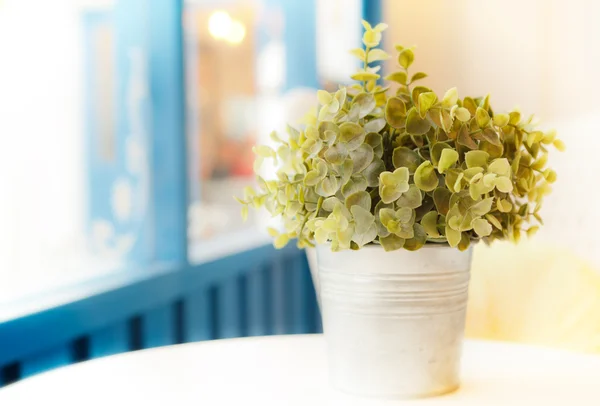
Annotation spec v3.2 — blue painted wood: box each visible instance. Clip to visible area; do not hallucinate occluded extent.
[89,322,129,358]
[148,0,188,263]
[269,257,287,335]
[245,266,270,337]
[280,0,319,91]
[217,278,242,339]
[142,304,177,348]
[290,253,312,335]
[21,345,72,379]
[183,289,213,342]
[362,0,383,28]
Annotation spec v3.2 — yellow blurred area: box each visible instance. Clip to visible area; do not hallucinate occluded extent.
[467,241,600,353]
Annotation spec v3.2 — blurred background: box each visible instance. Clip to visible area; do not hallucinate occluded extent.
[1,0,600,386]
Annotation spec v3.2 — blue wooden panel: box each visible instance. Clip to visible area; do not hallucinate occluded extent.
[280,0,318,91]
[289,253,312,335]
[21,345,72,379]
[89,321,129,358]
[142,304,176,349]
[183,289,213,342]
[246,266,270,337]
[148,0,188,263]
[0,244,297,368]
[0,363,20,388]
[362,0,383,25]
[270,257,287,335]
[217,278,242,339]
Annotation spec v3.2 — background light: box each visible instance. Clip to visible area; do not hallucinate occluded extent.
[226,20,246,45]
[208,10,232,40]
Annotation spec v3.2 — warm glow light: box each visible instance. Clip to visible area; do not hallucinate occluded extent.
[226,20,246,45]
[208,10,232,40]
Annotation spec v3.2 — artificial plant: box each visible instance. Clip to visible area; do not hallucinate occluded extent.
[237,21,564,252]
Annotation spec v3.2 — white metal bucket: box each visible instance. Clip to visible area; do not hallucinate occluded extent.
[316,244,472,399]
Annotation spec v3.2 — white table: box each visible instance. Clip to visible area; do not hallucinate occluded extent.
[1,335,600,405]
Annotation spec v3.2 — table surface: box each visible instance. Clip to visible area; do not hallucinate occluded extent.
[1,334,600,405]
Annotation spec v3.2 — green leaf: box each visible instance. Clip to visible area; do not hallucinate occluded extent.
[465,150,489,169]
[472,218,492,237]
[442,87,458,108]
[404,224,427,251]
[494,176,513,193]
[385,97,407,128]
[379,168,410,204]
[433,187,451,215]
[470,197,494,216]
[317,90,332,105]
[414,161,439,192]
[488,158,511,176]
[365,132,383,157]
[317,175,340,197]
[486,213,503,230]
[362,30,382,47]
[454,107,471,122]
[339,122,366,149]
[406,107,432,135]
[480,140,504,158]
[318,121,340,138]
[373,23,388,32]
[398,48,415,69]
[351,70,380,82]
[463,97,478,115]
[410,72,428,83]
[421,211,440,237]
[350,144,375,173]
[543,169,557,183]
[349,48,366,61]
[345,190,371,212]
[392,146,422,173]
[324,143,348,165]
[363,117,386,133]
[497,199,512,213]
[477,128,501,146]
[273,233,290,249]
[384,71,408,85]
[438,148,459,173]
[253,145,276,159]
[367,49,390,63]
[457,125,478,150]
[493,113,509,127]
[476,107,491,128]
[341,174,368,197]
[352,93,376,119]
[379,234,405,251]
[418,92,438,118]
[396,185,422,209]
[440,109,453,133]
[364,158,385,187]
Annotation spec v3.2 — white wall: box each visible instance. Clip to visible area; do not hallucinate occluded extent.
[384,0,600,267]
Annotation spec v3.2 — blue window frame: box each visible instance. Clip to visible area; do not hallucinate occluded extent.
[0,0,382,388]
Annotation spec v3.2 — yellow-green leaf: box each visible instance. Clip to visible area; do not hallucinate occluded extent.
[384,71,408,85]
[367,49,390,63]
[414,161,439,192]
[398,48,415,69]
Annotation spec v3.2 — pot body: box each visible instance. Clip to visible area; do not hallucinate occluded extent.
[316,244,472,399]
[305,247,320,309]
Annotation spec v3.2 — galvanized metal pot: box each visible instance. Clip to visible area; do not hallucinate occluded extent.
[316,243,473,399]
[305,247,320,309]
